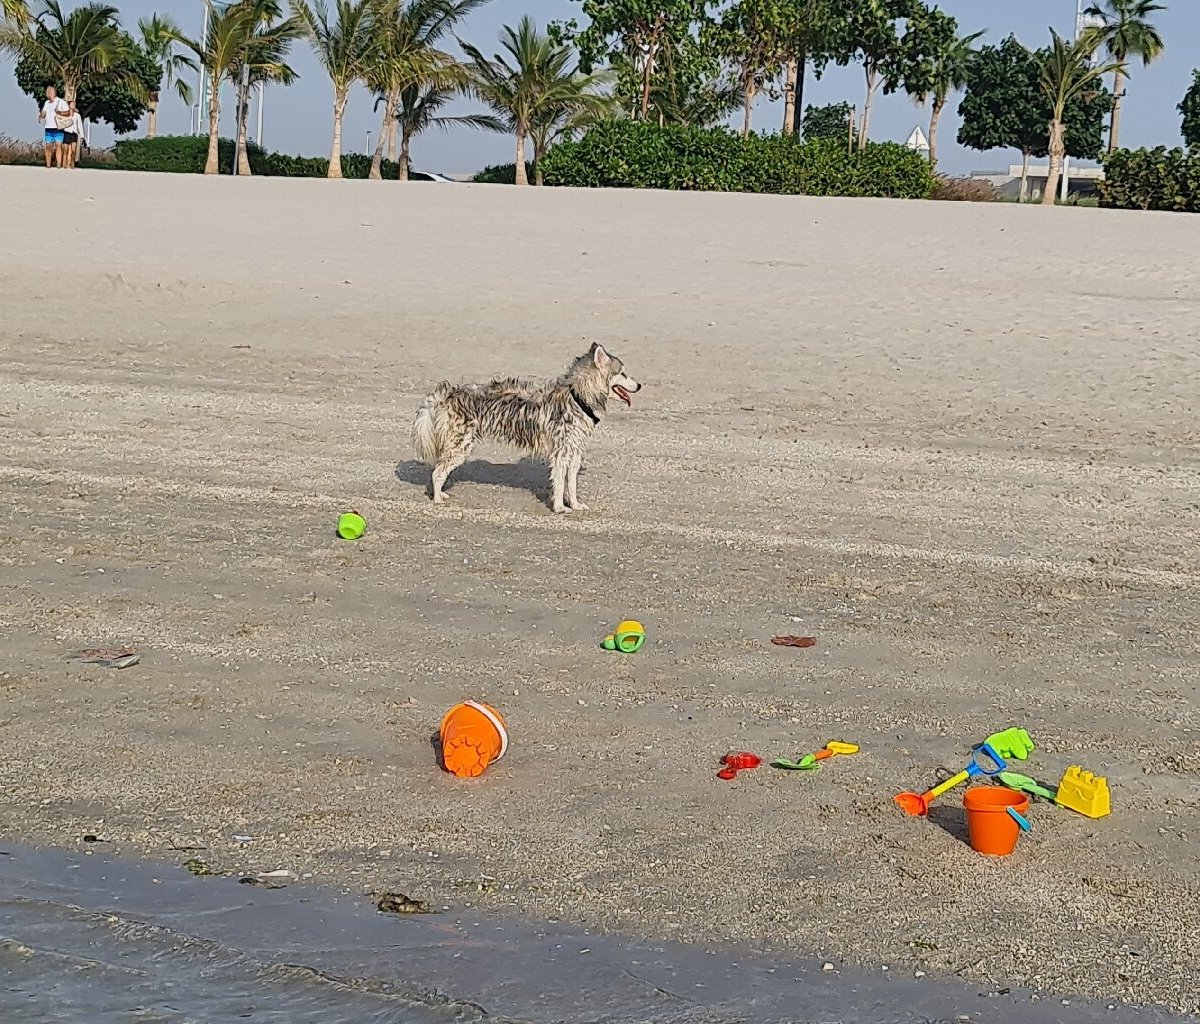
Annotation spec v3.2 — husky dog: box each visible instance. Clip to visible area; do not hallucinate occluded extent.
[412,343,641,513]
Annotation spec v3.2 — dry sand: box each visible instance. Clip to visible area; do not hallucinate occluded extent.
[1,165,1198,1013]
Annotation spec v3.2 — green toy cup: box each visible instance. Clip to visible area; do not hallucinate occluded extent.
[337,512,366,540]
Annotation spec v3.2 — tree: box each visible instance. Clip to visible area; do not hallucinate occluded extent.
[292,0,381,179]
[649,65,739,126]
[365,0,480,181]
[137,14,195,138]
[4,1,143,104]
[891,6,982,166]
[172,1,262,174]
[391,83,499,178]
[801,99,853,143]
[530,73,615,183]
[230,1,300,175]
[463,16,612,186]
[958,35,1110,201]
[779,0,833,135]
[827,0,918,149]
[1180,69,1200,148]
[553,0,716,121]
[1038,30,1123,204]
[1082,0,1165,152]
[704,0,793,137]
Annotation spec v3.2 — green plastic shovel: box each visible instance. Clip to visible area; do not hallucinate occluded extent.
[998,771,1057,802]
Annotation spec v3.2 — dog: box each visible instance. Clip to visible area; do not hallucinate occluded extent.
[411,343,641,513]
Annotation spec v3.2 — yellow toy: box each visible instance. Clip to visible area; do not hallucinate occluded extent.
[1055,766,1111,819]
[602,619,646,653]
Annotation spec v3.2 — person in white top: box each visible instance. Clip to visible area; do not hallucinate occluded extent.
[62,104,84,169]
[38,85,69,168]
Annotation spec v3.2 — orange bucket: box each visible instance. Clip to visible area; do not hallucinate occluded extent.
[963,786,1030,856]
[439,701,508,778]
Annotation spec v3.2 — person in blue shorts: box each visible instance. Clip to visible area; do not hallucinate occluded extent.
[38,85,68,168]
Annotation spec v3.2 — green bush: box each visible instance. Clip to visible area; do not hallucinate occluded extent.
[111,135,400,178]
[472,161,534,184]
[539,121,935,199]
[1099,146,1200,212]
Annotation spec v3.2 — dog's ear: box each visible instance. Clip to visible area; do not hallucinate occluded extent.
[592,344,610,370]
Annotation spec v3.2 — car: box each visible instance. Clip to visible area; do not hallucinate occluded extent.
[408,171,456,183]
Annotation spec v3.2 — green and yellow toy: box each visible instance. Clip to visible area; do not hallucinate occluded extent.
[602,619,646,653]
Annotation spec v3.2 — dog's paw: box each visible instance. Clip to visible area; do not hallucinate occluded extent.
[432,494,447,505]
[552,504,571,515]
[568,500,589,511]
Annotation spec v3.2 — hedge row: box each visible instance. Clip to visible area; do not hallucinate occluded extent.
[110,135,402,178]
[1099,146,1200,212]
[471,161,533,184]
[539,121,936,199]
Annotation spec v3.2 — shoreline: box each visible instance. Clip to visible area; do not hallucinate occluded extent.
[1,840,1187,1024]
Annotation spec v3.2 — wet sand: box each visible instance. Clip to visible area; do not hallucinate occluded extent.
[0,165,1198,1014]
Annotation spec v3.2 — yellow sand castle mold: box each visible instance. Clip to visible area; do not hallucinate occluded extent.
[1055,765,1111,819]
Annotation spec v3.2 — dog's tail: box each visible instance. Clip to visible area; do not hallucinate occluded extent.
[412,383,452,466]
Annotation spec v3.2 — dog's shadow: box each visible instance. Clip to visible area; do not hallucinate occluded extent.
[395,458,551,501]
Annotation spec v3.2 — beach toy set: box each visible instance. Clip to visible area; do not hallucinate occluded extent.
[719,741,859,780]
[895,727,1112,857]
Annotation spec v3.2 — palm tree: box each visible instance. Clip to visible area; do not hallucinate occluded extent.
[173,1,266,174]
[230,2,300,175]
[462,17,612,187]
[137,14,196,138]
[1082,0,1165,152]
[390,82,499,179]
[364,0,481,181]
[291,0,380,179]
[4,1,140,104]
[906,27,983,166]
[1038,30,1124,205]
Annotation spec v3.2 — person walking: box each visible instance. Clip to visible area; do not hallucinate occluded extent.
[38,85,68,167]
[62,102,84,168]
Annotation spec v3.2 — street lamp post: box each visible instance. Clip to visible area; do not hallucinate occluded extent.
[1062,0,1107,201]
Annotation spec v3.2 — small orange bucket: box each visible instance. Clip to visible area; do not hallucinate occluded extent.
[440,701,508,778]
[963,786,1029,856]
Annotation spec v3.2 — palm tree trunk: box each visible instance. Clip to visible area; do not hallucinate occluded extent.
[928,95,944,167]
[398,126,411,181]
[514,128,528,186]
[1108,67,1124,153]
[1042,119,1065,206]
[369,88,396,180]
[533,137,544,185]
[236,79,252,176]
[205,91,221,175]
[328,91,347,179]
[1018,148,1031,202]
[782,58,797,135]
[859,63,877,151]
[147,97,159,138]
[386,116,397,162]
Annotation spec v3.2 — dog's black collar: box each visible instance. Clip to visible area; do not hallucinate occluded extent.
[571,389,600,426]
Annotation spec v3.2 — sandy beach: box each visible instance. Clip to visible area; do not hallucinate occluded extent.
[1,166,1198,1014]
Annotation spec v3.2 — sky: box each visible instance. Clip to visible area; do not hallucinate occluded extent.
[2,0,1196,175]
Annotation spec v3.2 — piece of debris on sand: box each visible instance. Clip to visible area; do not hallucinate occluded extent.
[376,892,436,915]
